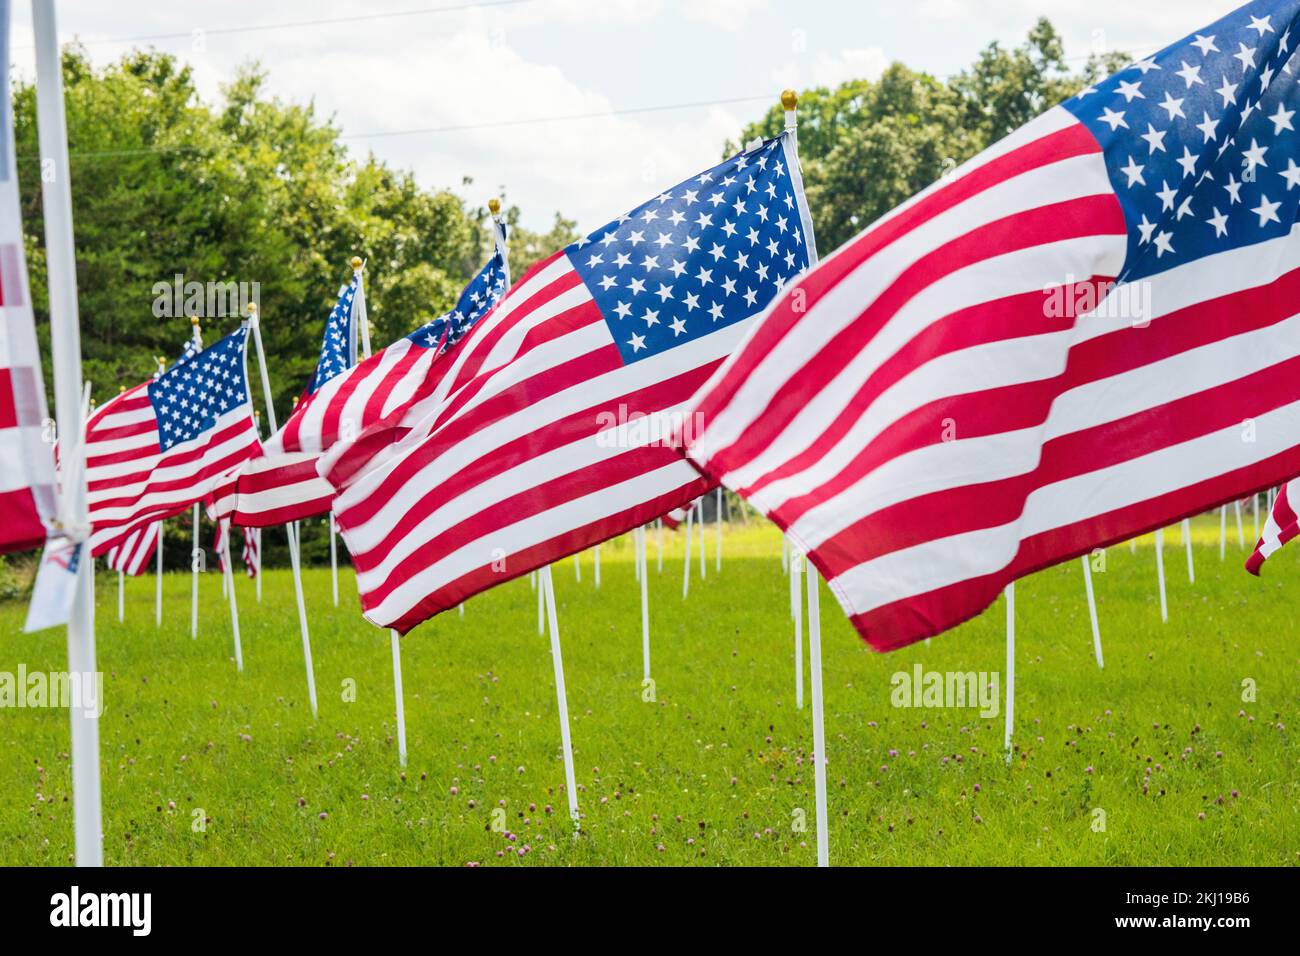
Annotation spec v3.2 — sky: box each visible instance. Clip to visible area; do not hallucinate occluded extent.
[6,0,1243,232]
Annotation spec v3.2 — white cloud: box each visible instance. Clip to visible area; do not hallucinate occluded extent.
[773,46,890,91]
[677,0,770,32]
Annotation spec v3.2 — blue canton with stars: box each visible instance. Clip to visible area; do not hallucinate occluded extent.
[565,136,810,364]
[406,224,510,352]
[147,327,252,451]
[1065,0,1300,282]
[306,276,358,395]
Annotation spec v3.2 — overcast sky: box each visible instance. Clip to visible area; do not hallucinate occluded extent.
[7,0,1239,232]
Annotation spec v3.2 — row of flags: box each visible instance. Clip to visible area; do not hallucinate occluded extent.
[7,0,1300,655]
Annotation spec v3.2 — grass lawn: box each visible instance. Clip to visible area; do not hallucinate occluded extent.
[1,515,1297,866]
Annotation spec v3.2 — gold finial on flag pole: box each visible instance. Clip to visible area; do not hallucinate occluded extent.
[780,89,797,110]
[350,255,363,272]
[488,197,501,219]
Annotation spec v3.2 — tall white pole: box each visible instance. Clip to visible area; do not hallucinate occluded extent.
[697,498,706,579]
[390,630,407,767]
[638,526,650,681]
[255,528,262,603]
[1081,555,1103,669]
[220,522,243,671]
[573,551,581,582]
[791,545,803,709]
[34,0,101,866]
[806,565,828,868]
[190,501,199,638]
[715,486,722,573]
[1181,517,1195,584]
[248,306,318,717]
[1155,527,1168,623]
[155,521,162,627]
[593,544,601,589]
[681,503,694,599]
[329,513,339,607]
[1004,582,1015,758]
[541,566,580,828]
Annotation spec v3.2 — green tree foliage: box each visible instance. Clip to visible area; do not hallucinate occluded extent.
[10,47,560,424]
[733,19,1131,254]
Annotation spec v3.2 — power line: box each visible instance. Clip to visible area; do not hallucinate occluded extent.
[21,0,532,48]
[17,93,773,161]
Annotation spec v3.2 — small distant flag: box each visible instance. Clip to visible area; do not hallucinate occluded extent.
[1247,484,1298,574]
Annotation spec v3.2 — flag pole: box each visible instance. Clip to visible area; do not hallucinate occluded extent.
[1219,505,1227,560]
[219,521,243,671]
[154,520,163,626]
[247,302,319,718]
[1154,527,1168,623]
[715,486,722,573]
[681,501,694,599]
[806,565,828,867]
[1081,555,1103,669]
[791,543,803,709]
[1181,517,1195,584]
[697,497,706,579]
[253,411,263,604]
[390,630,407,767]
[33,0,101,866]
[593,544,601,588]
[656,517,663,573]
[190,317,202,638]
[1234,500,1245,548]
[1004,582,1015,760]
[638,525,650,681]
[540,566,580,829]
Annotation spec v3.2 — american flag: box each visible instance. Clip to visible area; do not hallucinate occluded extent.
[105,520,159,576]
[215,247,508,526]
[681,0,1300,651]
[329,135,813,632]
[86,326,262,556]
[661,505,690,530]
[243,525,259,578]
[0,1,55,554]
[1247,484,1297,571]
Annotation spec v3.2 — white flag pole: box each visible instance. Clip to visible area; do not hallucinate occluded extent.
[1181,517,1195,584]
[1155,527,1168,623]
[715,486,722,574]
[34,0,101,865]
[656,517,663,573]
[219,522,243,671]
[255,528,262,603]
[155,520,163,626]
[540,566,580,829]
[248,303,318,718]
[189,320,202,638]
[594,544,601,589]
[1234,500,1245,547]
[190,501,200,638]
[390,630,407,767]
[791,544,804,709]
[1081,555,1103,669]
[1004,582,1015,760]
[573,552,581,582]
[328,512,339,607]
[806,563,829,868]
[681,502,694,599]
[697,498,706,580]
[638,525,650,681]
[1219,505,1227,561]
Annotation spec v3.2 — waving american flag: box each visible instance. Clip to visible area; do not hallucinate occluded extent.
[330,135,814,632]
[216,245,509,527]
[683,0,1300,651]
[86,326,261,556]
[105,520,159,577]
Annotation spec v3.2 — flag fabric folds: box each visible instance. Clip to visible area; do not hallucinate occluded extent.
[214,249,509,526]
[1247,485,1298,573]
[85,326,261,555]
[680,0,1300,650]
[105,521,159,576]
[0,6,55,554]
[330,134,814,632]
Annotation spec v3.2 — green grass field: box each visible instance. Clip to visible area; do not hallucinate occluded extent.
[2,516,1297,866]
